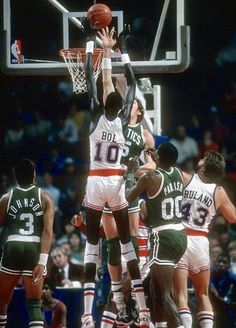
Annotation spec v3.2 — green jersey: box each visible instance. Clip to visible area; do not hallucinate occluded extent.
[5,185,44,243]
[121,123,145,166]
[146,167,184,229]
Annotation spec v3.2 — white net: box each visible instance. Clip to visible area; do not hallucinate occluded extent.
[60,48,103,94]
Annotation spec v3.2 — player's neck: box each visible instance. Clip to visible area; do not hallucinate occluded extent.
[129,117,137,125]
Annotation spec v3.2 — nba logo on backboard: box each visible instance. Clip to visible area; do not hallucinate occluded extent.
[10,40,24,63]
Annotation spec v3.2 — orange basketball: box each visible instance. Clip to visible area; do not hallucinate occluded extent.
[87,3,112,30]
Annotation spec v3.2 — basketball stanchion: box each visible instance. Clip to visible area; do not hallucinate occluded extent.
[59,47,103,94]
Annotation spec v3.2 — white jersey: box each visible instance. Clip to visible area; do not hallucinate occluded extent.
[182,174,217,233]
[89,115,125,170]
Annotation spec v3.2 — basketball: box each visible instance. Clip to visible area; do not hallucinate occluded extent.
[87,3,112,30]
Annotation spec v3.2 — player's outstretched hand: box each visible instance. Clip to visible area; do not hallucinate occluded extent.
[117,24,131,53]
[97,26,116,49]
[80,16,96,41]
[71,212,83,228]
[127,155,139,173]
[145,147,158,163]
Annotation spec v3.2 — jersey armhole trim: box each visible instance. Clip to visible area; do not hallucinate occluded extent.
[38,188,42,207]
[175,167,184,183]
[213,185,217,212]
[184,173,195,189]
[147,170,164,199]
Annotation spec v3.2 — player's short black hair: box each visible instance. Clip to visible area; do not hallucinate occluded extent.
[157,142,178,166]
[14,159,35,186]
[203,151,225,181]
[105,90,123,115]
[135,97,144,123]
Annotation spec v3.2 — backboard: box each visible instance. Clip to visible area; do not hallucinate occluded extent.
[0,0,190,76]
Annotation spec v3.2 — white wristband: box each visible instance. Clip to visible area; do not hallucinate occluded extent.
[38,253,48,267]
[86,41,94,54]
[121,53,130,64]
[102,58,112,70]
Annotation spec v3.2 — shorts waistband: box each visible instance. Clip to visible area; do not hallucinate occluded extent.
[7,235,41,243]
[186,229,208,237]
[89,169,124,176]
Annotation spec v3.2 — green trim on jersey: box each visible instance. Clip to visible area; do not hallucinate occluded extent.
[146,167,184,229]
[121,123,145,165]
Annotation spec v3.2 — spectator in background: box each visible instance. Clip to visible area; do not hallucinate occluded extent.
[187,114,203,142]
[40,172,62,237]
[169,125,199,168]
[58,158,79,218]
[210,245,224,265]
[48,247,84,288]
[27,109,52,144]
[68,231,85,265]
[41,172,61,210]
[42,278,67,328]
[36,143,66,177]
[199,130,220,158]
[209,112,230,147]
[4,118,26,148]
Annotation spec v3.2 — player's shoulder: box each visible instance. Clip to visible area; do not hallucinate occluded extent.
[41,189,54,204]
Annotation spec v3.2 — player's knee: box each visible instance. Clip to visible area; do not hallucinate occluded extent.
[120,241,137,262]
[84,242,99,264]
[130,236,139,260]
[25,299,44,324]
[107,238,121,266]
[85,263,97,282]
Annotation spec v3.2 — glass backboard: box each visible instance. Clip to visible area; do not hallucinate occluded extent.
[0,0,190,76]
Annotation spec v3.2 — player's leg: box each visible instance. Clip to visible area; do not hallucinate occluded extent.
[173,268,192,328]
[150,264,183,328]
[0,272,20,328]
[101,212,123,327]
[128,210,139,258]
[23,276,44,328]
[82,207,102,327]
[113,208,150,327]
[191,270,214,328]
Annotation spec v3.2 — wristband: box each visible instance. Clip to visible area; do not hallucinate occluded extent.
[121,53,130,64]
[86,41,94,54]
[126,171,135,183]
[102,58,112,70]
[38,253,48,267]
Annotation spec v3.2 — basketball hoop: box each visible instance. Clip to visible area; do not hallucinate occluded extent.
[60,48,103,94]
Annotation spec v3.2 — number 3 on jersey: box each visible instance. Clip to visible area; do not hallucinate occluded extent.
[19,213,34,235]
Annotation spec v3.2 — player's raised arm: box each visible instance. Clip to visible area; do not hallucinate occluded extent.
[82,18,101,122]
[97,27,116,104]
[118,26,136,130]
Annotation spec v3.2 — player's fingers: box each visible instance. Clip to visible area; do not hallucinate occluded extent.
[32,275,42,285]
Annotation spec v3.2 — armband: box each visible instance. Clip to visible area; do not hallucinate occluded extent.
[86,41,94,54]
[121,53,130,64]
[102,58,112,70]
[38,253,48,267]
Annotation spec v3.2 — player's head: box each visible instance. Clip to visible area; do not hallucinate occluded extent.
[105,90,123,116]
[14,159,35,186]
[197,150,225,182]
[131,98,144,123]
[157,142,178,167]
